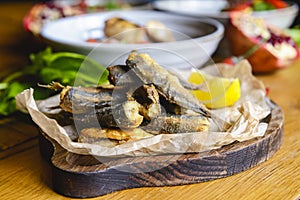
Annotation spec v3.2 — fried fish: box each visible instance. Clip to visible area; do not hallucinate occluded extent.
[126,51,212,118]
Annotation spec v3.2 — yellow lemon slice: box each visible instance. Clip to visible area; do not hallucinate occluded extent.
[188,71,241,109]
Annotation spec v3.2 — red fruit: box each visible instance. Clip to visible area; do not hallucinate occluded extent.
[225,3,251,11]
[266,0,288,9]
[222,57,235,65]
[226,12,300,73]
[23,4,63,35]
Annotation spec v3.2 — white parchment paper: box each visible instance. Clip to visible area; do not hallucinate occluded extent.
[16,60,271,157]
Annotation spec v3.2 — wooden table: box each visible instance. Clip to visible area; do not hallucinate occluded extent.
[1,1,300,200]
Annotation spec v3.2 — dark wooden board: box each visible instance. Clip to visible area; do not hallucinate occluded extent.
[39,101,284,198]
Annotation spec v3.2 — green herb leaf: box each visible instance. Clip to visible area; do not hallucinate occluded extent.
[0,47,109,116]
[252,2,275,11]
[0,82,29,116]
[33,48,109,86]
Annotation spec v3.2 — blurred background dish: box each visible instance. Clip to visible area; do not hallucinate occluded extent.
[40,10,224,69]
[152,0,299,28]
[23,0,154,35]
[225,12,300,73]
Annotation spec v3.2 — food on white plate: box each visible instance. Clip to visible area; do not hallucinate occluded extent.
[23,1,129,35]
[88,17,175,43]
[145,20,175,42]
[103,17,147,43]
[226,12,300,73]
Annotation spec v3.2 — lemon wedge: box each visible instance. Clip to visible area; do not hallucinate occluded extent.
[188,71,241,109]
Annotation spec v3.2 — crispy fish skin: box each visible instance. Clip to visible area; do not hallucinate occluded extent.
[79,127,153,142]
[126,51,211,118]
[157,90,187,115]
[107,65,197,115]
[59,83,161,120]
[79,127,131,141]
[60,84,128,114]
[107,65,133,85]
[108,66,162,119]
[78,127,153,147]
[74,100,144,129]
[131,84,161,120]
[107,65,127,85]
[142,114,210,134]
[78,128,122,147]
[107,64,202,90]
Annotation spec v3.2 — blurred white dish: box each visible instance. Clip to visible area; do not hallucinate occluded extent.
[40,10,224,69]
[152,0,299,28]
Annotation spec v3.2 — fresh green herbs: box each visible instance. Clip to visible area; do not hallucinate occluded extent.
[0,48,109,116]
[252,1,275,11]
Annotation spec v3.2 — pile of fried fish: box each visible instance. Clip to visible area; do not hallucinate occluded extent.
[55,51,223,147]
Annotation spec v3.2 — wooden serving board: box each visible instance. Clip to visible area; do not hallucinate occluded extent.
[39,101,284,198]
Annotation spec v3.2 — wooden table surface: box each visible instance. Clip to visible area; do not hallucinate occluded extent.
[1,1,300,200]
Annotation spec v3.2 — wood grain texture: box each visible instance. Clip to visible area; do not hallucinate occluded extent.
[38,101,283,198]
[0,114,39,159]
[1,2,300,200]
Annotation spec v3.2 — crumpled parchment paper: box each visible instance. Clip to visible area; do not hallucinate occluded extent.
[16,60,271,157]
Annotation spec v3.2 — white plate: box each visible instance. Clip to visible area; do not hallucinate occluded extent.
[40,10,224,69]
[153,0,228,19]
[152,0,299,28]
